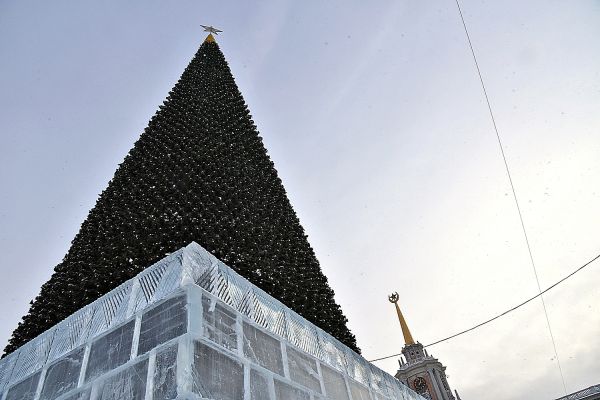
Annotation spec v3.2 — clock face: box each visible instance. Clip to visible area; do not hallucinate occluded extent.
[413,377,428,394]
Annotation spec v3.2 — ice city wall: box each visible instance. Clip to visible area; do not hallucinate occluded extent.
[0,242,425,400]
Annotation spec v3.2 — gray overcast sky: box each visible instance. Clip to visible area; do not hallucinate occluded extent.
[1,1,599,399]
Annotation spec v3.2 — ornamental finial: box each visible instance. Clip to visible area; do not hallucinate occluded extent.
[388,292,399,303]
[201,25,223,35]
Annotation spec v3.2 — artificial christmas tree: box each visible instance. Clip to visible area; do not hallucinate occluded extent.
[4,34,358,355]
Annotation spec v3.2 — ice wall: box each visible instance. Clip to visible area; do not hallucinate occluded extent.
[0,242,425,400]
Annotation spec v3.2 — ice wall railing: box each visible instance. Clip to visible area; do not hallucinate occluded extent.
[0,242,424,400]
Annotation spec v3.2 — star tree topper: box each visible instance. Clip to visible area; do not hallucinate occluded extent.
[201,25,223,35]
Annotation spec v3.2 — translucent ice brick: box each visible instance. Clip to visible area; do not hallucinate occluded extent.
[85,320,135,382]
[48,307,94,363]
[0,351,17,393]
[286,313,320,359]
[60,388,90,400]
[286,346,321,393]
[202,295,238,351]
[250,289,287,339]
[243,322,283,376]
[39,347,85,400]
[4,371,40,400]
[273,379,310,400]
[317,331,348,374]
[192,341,244,400]
[321,364,350,400]
[368,366,391,399]
[349,380,372,400]
[346,353,371,388]
[153,344,178,400]
[250,369,272,400]
[138,295,187,355]
[95,359,148,400]
[10,332,53,386]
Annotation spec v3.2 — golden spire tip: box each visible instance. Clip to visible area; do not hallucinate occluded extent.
[388,292,416,345]
[204,33,216,43]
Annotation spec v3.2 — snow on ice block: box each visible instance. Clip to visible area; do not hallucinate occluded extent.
[0,242,426,400]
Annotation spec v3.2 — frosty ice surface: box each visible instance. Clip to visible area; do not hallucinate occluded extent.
[0,242,425,400]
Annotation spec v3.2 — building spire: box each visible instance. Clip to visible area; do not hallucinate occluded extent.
[388,292,415,345]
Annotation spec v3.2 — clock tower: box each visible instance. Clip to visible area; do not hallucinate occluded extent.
[388,293,462,400]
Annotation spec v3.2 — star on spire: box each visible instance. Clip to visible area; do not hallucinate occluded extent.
[201,25,222,35]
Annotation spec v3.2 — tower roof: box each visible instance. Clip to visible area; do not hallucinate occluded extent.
[5,33,359,356]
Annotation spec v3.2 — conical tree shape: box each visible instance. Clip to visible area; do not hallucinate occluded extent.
[4,36,359,355]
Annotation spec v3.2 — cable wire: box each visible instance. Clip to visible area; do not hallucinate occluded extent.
[368,252,600,363]
[453,0,567,394]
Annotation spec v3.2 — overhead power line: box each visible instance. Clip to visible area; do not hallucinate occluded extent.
[453,0,567,394]
[368,251,600,364]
